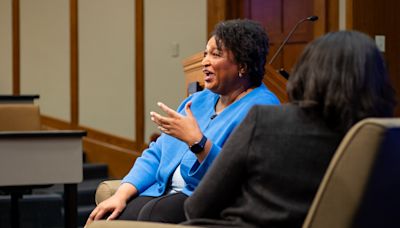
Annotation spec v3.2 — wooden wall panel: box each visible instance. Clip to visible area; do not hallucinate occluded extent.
[282,43,307,71]
[348,0,400,116]
[207,0,243,37]
[243,0,315,74]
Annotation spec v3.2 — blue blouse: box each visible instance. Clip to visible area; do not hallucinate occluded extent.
[122,83,280,196]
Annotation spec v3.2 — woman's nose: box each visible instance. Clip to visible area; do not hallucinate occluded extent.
[202,56,210,66]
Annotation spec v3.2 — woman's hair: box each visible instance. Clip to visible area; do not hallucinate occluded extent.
[287,30,396,131]
[212,19,269,86]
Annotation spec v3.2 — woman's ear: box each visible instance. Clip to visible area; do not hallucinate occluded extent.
[238,65,247,77]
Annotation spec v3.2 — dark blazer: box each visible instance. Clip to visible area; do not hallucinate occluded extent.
[184,104,344,227]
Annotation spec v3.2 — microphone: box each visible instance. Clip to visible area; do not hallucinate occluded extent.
[210,114,218,120]
[268,16,319,65]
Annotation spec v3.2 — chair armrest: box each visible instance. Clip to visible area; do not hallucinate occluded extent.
[95,180,122,205]
[87,221,196,228]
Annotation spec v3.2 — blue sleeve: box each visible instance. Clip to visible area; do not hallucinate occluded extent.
[121,139,162,193]
[121,94,195,192]
[187,143,221,180]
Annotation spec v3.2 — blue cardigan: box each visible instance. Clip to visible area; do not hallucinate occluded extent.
[122,83,280,196]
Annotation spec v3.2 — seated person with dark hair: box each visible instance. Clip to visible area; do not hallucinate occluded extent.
[184,30,396,227]
[85,19,279,226]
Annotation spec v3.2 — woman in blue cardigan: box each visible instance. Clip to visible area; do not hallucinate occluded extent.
[86,19,279,226]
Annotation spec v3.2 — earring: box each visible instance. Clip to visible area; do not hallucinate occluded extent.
[239,72,243,77]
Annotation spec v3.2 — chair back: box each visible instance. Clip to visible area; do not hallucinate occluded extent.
[303,118,400,228]
[0,104,41,131]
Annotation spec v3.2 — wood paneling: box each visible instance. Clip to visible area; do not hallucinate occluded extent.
[12,0,20,95]
[243,0,314,73]
[206,0,338,72]
[182,52,204,96]
[41,114,137,150]
[282,43,307,72]
[83,138,140,179]
[206,0,243,37]
[347,0,400,116]
[313,0,339,37]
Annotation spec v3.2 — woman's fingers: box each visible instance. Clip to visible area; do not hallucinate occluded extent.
[87,206,99,221]
[185,101,193,117]
[107,209,121,221]
[85,205,108,226]
[150,111,171,127]
[157,102,181,118]
[93,207,108,221]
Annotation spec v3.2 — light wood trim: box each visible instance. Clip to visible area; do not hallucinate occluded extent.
[346,0,353,29]
[41,114,137,150]
[12,0,20,95]
[313,0,327,37]
[313,0,339,37]
[83,137,140,179]
[328,0,339,31]
[182,52,204,96]
[135,0,145,150]
[265,65,288,103]
[207,0,227,37]
[70,0,78,126]
[206,0,244,38]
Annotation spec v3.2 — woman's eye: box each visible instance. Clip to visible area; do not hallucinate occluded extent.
[212,52,221,57]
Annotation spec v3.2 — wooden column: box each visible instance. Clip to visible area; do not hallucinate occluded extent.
[135,0,145,150]
[70,0,79,126]
[12,0,20,95]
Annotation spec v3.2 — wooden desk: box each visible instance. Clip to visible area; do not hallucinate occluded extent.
[0,130,86,228]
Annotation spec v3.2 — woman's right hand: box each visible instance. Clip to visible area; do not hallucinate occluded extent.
[85,194,126,226]
[85,183,138,227]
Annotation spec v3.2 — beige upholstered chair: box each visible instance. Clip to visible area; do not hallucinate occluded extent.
[88,118,400,228]
[302,118,400,228]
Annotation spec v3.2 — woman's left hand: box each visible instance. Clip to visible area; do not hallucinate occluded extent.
[150,101,203,146]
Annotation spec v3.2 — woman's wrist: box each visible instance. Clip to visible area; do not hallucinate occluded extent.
[187,132,204,146]
[115,183,138,202]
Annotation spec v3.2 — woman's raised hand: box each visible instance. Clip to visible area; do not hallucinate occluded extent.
[150,101,203,146]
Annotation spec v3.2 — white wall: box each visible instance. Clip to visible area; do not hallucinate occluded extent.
[0,0,12,94]
[0,0,207,143]
[20,0,70,121]
[79,0,135,139]
[144,0,207,140]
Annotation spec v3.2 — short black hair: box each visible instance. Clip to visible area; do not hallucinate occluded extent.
[287,30,396,131]
[212,19,269,86]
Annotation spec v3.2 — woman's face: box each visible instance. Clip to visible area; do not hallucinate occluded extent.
[201,36,241,95]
